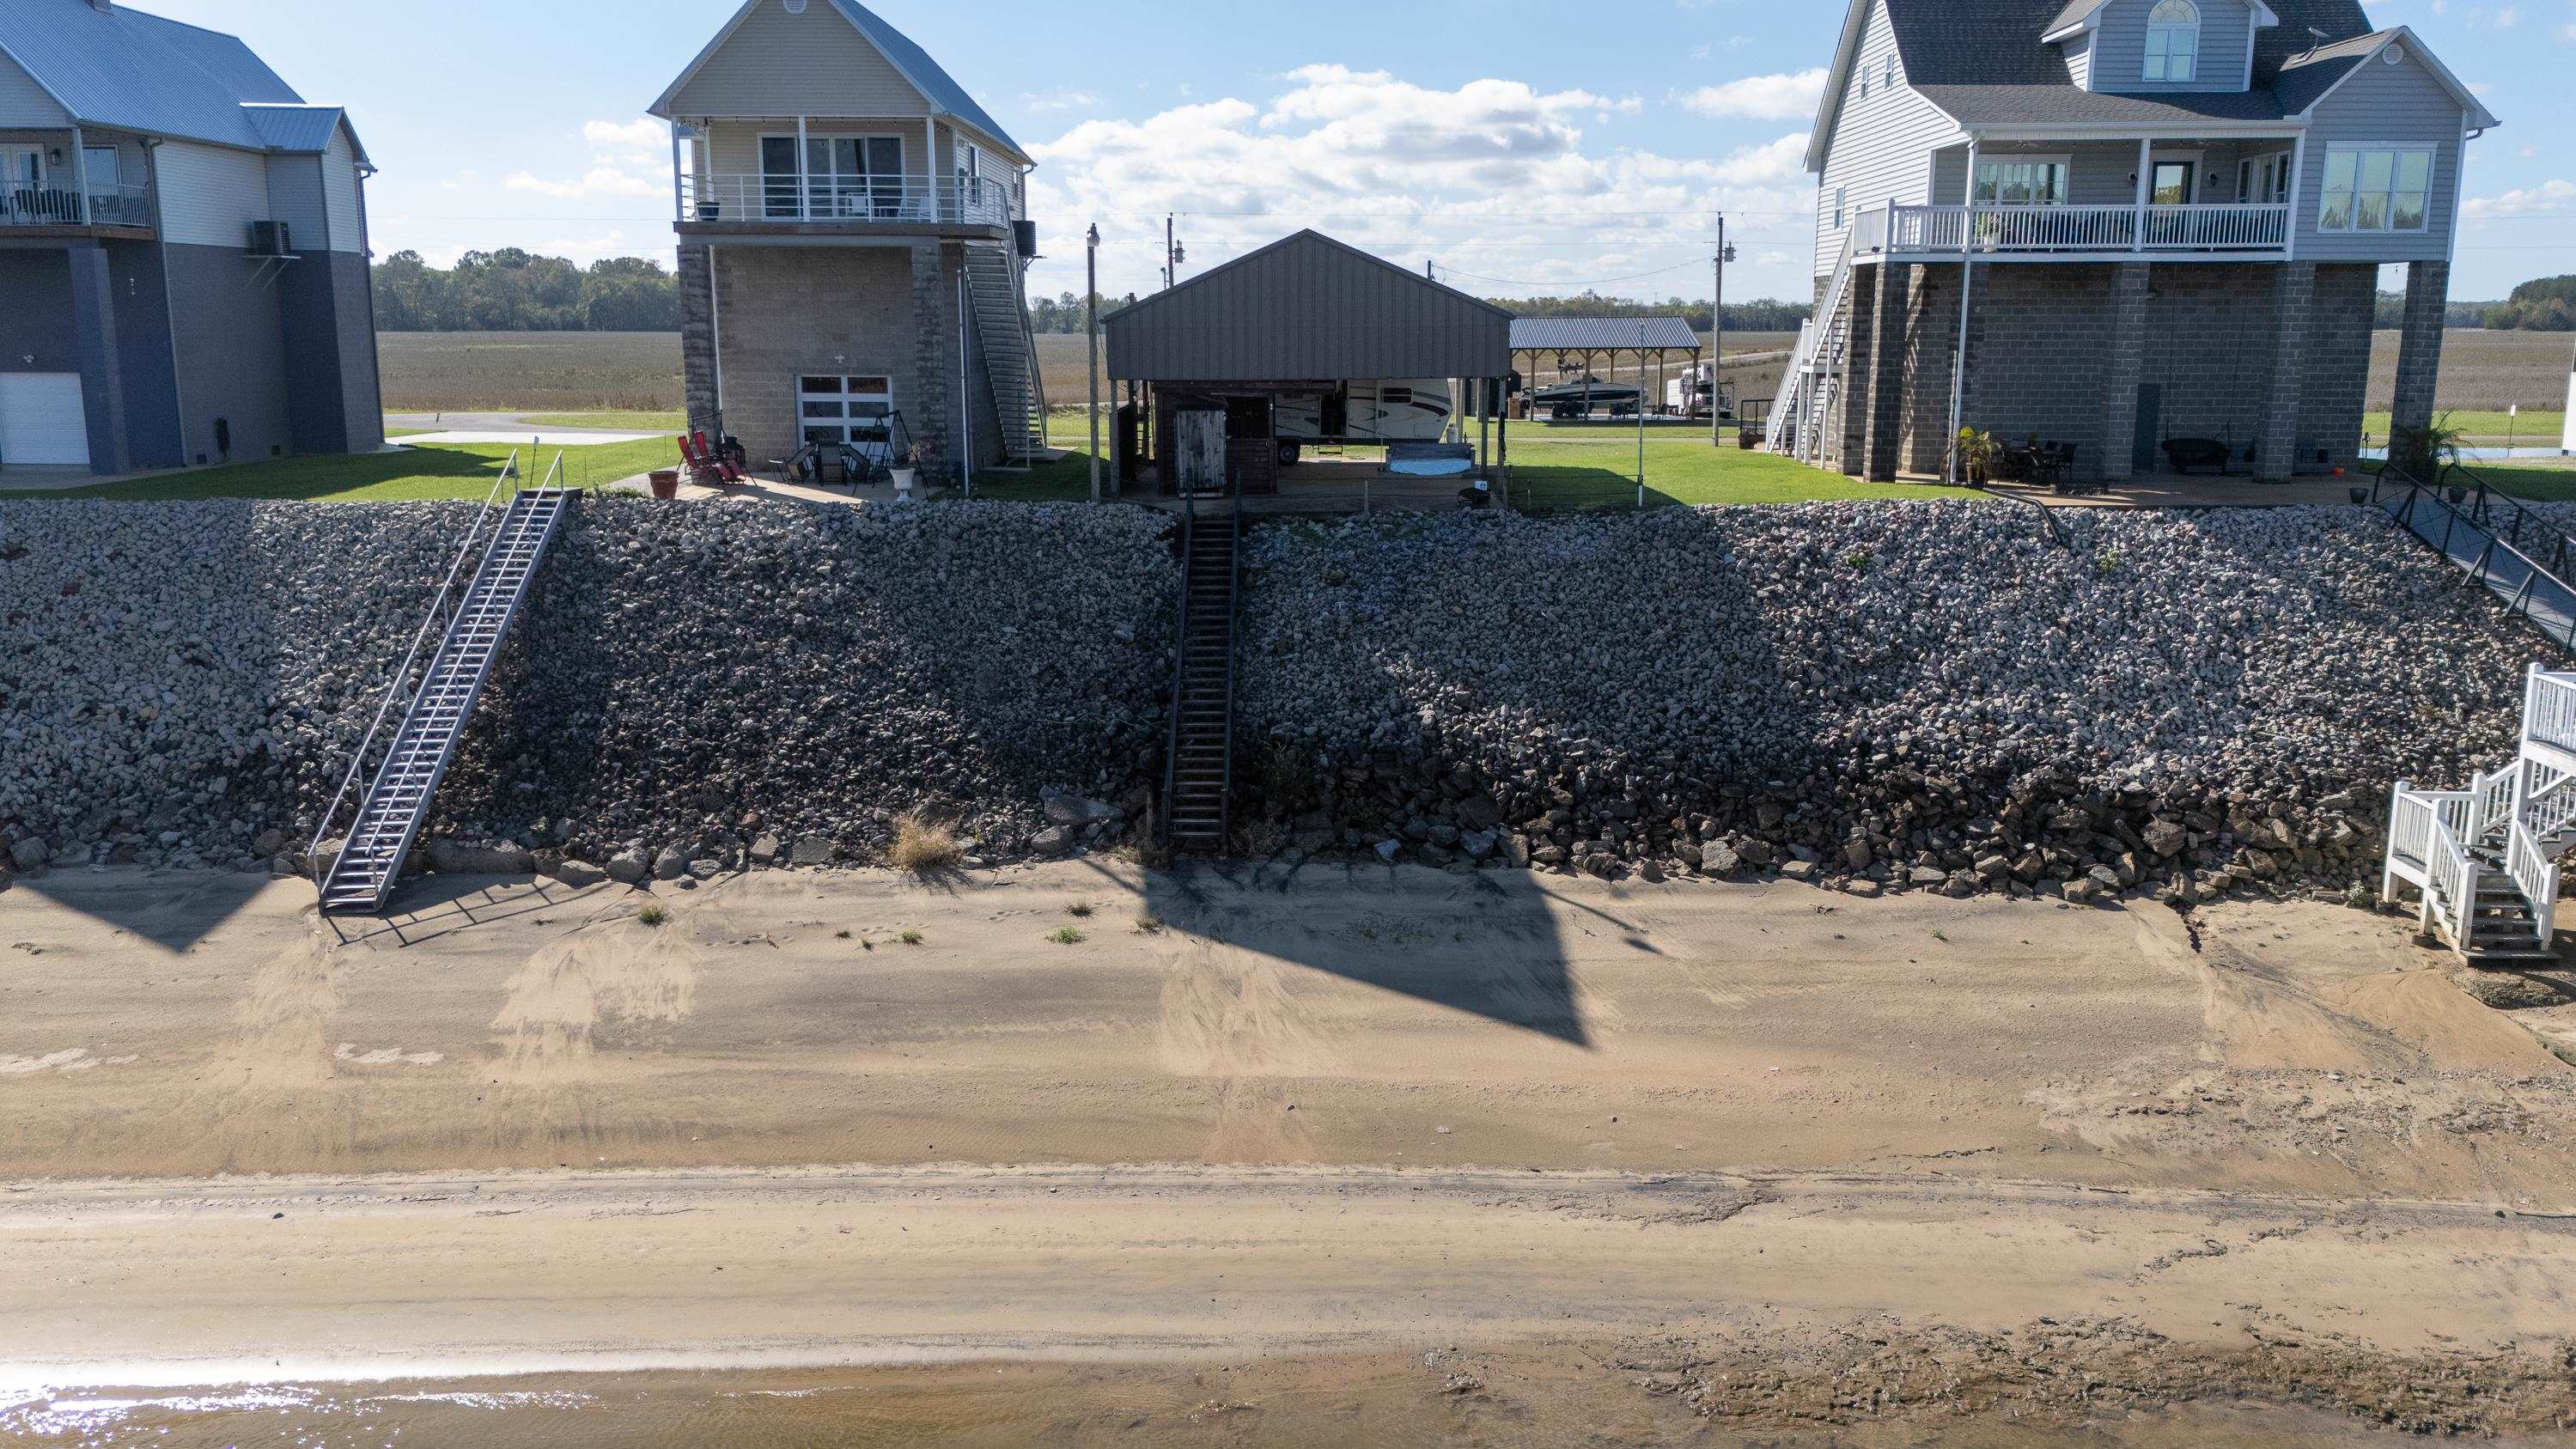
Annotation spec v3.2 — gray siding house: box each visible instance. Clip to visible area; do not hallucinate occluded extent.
[0,0,382,475]
[651,0,1044,481]
[1780,0,2498,484]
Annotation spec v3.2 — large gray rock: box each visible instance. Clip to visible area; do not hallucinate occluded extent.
[427,837,534,875]
[9,837,47,873]
[651,845,690,881]
[547,858,608,888]
[604,848,651,886]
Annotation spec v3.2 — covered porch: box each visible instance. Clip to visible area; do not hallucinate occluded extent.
[1872,129,2307,264]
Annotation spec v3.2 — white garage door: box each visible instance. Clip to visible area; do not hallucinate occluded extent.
[0,373,89,467]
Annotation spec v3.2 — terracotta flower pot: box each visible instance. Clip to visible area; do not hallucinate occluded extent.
[649,469,680,501]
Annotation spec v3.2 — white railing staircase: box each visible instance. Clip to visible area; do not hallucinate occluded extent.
[2384,665,2576,964]
[1767,211,1879,465]
[965,242,1048,467]
[310,455,577,916]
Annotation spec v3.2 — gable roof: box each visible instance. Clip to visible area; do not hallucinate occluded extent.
[0,0,344,151]
[2045,0,2280,41]
[1510,317,1703,352]
[2275,27,2499,128]
[650,0,1026,160]
[1807,0,2493,170]
[1104,230,1513,382]
[242,104,367,162]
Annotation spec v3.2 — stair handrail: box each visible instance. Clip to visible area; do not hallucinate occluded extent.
[2459,462,2576,586]
[2421,807,2477,947]
[2371,466,2576,654]
[1219,486,1243,848]
[307,451,521,889]
[1159,489,1197,851]
[1014,250,1050,428]
[1769,228,1860,452]
[2509,817,2561,944]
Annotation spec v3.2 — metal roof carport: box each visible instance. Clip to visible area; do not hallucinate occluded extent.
[1103,231,1516,503]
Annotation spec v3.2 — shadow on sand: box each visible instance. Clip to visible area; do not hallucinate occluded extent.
[1124,856,1603,1048]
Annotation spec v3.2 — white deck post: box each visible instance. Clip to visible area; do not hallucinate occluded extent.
[926,118,940,219]
[70,125,88,223]
[2134,137,2154,252]
[1945,138,1979,484]
[795,114,810,220]
[670,121,686,222]
[2282,131,2307,259]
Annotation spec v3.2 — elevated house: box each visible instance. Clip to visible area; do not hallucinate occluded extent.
[651,0,1045,481]
[1777,0,2499,484]
[0,0,382,475]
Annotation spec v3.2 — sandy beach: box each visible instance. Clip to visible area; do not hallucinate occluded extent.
[3,861,2573,1440]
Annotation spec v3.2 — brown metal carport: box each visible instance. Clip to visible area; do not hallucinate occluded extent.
[1103,230,1516,500]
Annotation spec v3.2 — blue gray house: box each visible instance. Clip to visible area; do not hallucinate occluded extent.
[0,0,381,475]
[1774,0,2498,485]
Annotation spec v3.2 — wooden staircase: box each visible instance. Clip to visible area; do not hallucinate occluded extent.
[1161,491,1241,855]
[2384,665,2576,964]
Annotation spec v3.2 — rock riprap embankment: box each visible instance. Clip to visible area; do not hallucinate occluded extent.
[0,499,1174,874]
[1234,502,2545,903]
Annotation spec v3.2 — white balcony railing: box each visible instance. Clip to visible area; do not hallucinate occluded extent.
[1870,202,2289,258]
[0,180,154,229]
[679,174,1016,229]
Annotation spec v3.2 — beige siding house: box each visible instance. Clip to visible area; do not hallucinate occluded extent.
[651,0,1044,481]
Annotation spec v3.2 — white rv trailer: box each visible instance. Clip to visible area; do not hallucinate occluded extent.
[1273,380,1454,464]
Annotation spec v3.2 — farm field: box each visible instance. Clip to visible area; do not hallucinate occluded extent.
[382,329,2570,436]
[9,438,678,503]
[379,332,683,413]
[2369,328,2572,414]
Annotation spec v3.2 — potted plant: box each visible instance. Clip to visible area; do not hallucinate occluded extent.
[889,442,919,502]
[1957,427,2001,487]
[648,467,681,501]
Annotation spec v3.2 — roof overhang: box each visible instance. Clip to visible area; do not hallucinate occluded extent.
[649,0,1032,165]
[2044,0,2277,43]
[1964,119,2304,139]
[1804,0,1879,174]
[2287,27,2499,131]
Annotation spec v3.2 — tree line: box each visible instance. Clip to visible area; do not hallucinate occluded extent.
[1023,289,1812,334]
[2371,277,2575,332]
[372,250,683,332]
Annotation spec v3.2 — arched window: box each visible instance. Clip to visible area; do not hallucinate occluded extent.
[2144,0,2200,82]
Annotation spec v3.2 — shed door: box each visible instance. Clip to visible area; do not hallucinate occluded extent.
[0,374,88,467]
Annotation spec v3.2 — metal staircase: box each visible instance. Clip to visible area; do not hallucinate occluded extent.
[2384,666,2576,964]
[1160,490,1242,855]
[1767,226,1867,464]
[311,455,576,916]
[2371,466,2576,653]
[964,243,1048,466]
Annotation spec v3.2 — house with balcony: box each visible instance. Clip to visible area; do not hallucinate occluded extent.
[651,0,1045,481]
[1774,0,2498,485]
[0,0,381,475]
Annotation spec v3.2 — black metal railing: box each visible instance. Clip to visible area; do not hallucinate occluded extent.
[1217,487,1243,849]
[2372,464,2576,654]
[1158,489,1196,852]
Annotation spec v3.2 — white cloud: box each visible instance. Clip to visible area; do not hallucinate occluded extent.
[504,167,664,199]
[1672,69,1830,121]
[583,119,668,150]
[1025,65,1815,301]
[1020,88,1101,113]
[2463,179,2576,218]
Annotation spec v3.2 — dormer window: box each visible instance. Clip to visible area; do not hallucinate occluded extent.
[2143,0,2199,82]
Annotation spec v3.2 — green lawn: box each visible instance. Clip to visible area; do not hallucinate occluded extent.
[1009,414,1970,509]
[13,438,679,502]
[515,410,689,432]
[2363,409,2565,442]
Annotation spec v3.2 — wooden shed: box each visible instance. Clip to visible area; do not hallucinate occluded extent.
[1103,230,1516,497]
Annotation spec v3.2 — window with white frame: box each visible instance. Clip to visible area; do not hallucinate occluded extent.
[761,136,904,219]
[797,374,895,449]
[1974,157,2070,205]
[2238,152,2293,205]
[1833,187,1847,228]
[2143,0,2199,82]
[2317,147,2433,232]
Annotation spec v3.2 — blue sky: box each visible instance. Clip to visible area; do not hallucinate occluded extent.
[133,0,2576,303]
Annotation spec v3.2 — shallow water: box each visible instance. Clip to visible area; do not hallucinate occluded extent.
[8,1361,2572,1448]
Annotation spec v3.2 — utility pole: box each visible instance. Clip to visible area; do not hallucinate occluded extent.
[1162,215,1184,290]
[1087,222,1102,503]
[1712,217,1735,448]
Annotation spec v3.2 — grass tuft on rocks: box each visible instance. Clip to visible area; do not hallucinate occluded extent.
[890,814,965,877]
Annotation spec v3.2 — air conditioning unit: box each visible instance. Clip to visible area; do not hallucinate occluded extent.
[247,220,293,257]
[1014,220,1038,259]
